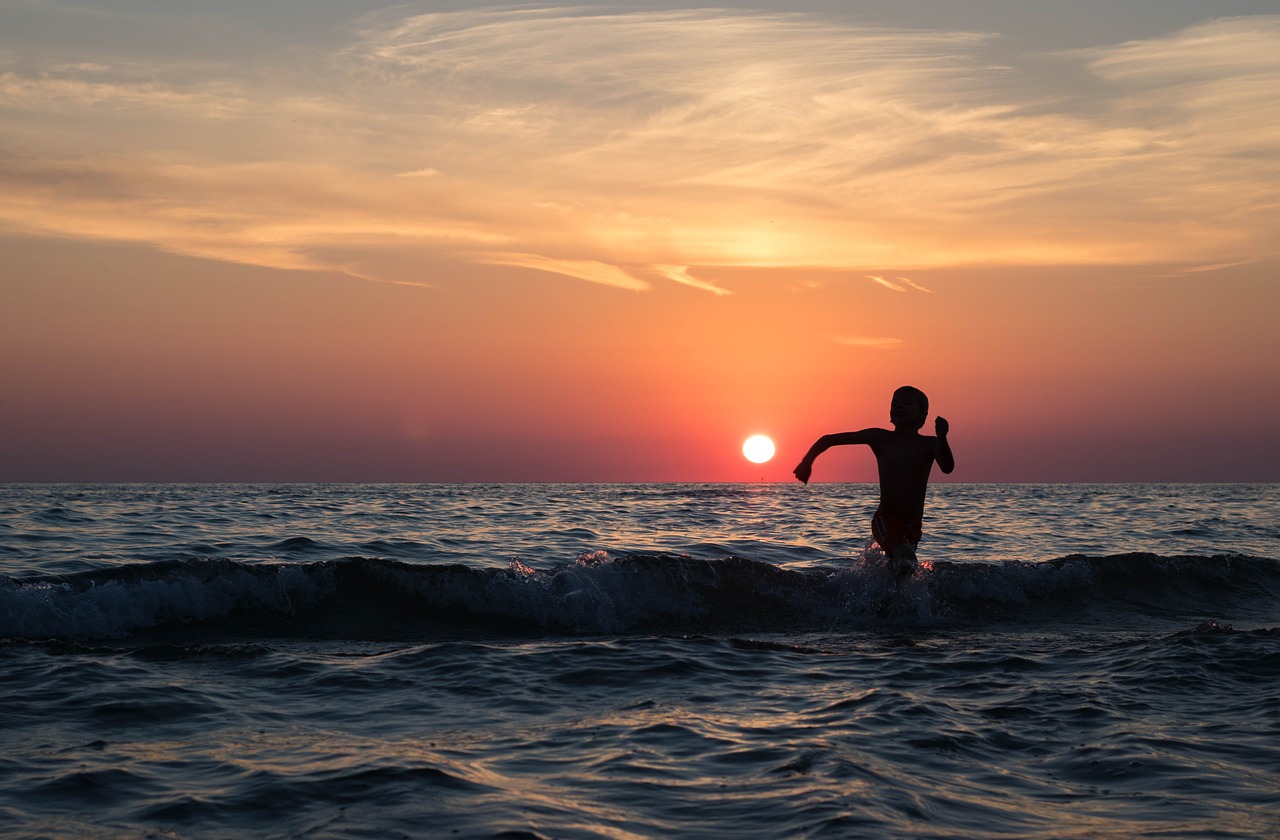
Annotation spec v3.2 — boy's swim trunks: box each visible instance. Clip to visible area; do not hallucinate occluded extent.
[871,508,922,551]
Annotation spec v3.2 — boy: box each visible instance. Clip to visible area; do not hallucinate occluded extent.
[793,385,954,573]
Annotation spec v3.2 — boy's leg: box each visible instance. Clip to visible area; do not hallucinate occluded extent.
[872,509,920,577]
[887,542,917,577]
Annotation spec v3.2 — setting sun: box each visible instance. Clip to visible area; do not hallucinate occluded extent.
[742,435,776,464]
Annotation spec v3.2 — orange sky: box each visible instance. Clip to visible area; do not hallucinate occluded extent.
[2,3,1279,481]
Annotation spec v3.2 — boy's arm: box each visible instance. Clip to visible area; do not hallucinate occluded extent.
[934,417,955,474]
[794,430,878,484]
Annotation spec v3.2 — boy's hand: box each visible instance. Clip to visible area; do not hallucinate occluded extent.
[793,461,812,484]
[935,416,949,438]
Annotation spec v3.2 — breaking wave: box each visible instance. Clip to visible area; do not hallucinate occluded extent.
[3,552,1277,641]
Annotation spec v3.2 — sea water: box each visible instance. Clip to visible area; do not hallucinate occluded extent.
[1,483,1277,838]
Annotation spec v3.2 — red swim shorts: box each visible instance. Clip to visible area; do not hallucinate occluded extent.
[871,508,922,552]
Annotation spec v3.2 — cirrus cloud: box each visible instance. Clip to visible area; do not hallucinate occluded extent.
[1,9,1278,290]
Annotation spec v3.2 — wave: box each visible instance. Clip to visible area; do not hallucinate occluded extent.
[2,552,1277,641]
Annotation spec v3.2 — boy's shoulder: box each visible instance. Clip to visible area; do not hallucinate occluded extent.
[875,429,937,452]
[874,428,934,441]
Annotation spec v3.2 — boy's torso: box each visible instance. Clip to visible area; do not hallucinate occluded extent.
[868,430,937,520]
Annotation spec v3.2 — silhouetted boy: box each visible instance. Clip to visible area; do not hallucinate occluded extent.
[794,385,954,574]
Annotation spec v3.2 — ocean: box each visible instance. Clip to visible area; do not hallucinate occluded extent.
[2,482,1277,839]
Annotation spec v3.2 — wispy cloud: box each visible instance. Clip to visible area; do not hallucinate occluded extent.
[896,276,932,293]
[865,275,932,293]
[1,9,1278,287]
[835,336,904,350]
[867,275,907,292]
[477,253,650,291]
[1139,257,1261,279]
[1176,259,1258,274]
[0,67,249,113]
[395,168,441,178]
[653,265,732,296]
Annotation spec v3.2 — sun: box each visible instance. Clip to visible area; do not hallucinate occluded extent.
[742,434,776,464]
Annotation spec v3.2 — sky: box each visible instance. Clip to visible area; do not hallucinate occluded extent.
[2,0,1278,482]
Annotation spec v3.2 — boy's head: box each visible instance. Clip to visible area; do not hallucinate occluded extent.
[889,386,929,431]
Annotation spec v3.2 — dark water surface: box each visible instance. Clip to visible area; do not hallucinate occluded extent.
[2,483,1278,838]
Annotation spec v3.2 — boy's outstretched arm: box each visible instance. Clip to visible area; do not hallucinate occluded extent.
[794,431,876,484]
[934,417,955,474]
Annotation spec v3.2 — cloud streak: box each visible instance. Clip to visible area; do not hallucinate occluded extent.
[2,9,1278,288]
[835,336,904,350]
[476,253,650,291]
[653,265,732,296]
[866,275,931,293]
